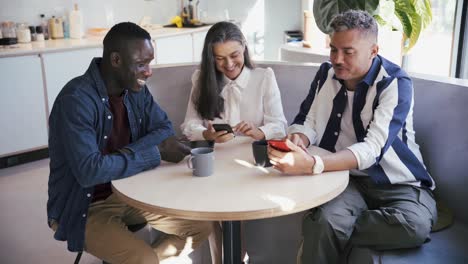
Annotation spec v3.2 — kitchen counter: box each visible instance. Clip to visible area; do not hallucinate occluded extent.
[0,24,212,158]
[0,25,212,58]
[279,42,330,64]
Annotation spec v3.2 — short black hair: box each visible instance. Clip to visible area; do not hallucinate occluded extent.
[103,22,151,58]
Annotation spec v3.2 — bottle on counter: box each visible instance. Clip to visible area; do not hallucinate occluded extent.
[35,26,45,41]
[1,21,18,45]
[40,14,49,40]
[49,16,64,39]
[62,15,70,38]
[69,4,83,39]
[182,7,190,25]
[193,0,200,21]
[303,10,313,48]
[188,0,194,21]
[16,23,31,43]
[29,26,37,41]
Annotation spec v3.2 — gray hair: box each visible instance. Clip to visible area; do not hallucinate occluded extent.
[330,10,378,42]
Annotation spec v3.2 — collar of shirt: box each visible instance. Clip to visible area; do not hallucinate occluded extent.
[222,66,251,90]
[332,55,382,88]
[219,67,251,125]
[361,55,382,87]
[89,58,111,102]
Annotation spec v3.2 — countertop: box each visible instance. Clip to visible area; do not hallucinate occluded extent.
[280,41,330,56]
[279,42,330,64]
[0,25,211,58]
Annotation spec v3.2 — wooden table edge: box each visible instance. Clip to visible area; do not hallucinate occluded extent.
[111,175,349,221]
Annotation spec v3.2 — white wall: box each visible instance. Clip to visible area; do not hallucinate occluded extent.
[264,0,301,60]
[200,0,301,60]
[0,0,178,29]
[0,0,301,60]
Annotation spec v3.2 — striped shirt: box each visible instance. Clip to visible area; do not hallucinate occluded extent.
[288,55,435,189]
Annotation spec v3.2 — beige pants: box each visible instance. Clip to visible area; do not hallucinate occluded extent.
[84,194,212,264]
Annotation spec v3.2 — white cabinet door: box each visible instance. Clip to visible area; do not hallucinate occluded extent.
[192,30,208,62]
[0,55,48,157]
[42,48,102,114]
[154,34,193,64]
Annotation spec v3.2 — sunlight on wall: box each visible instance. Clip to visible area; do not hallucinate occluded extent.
[242,0,265,60]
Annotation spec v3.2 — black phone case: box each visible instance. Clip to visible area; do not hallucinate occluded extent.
[212,124,233,133]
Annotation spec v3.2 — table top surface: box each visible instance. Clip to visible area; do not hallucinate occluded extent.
[112,137,349,221]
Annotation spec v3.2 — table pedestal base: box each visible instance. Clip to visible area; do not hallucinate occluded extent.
[222,221,241,264]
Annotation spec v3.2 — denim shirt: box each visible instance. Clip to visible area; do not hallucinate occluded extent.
[47,58,174,252]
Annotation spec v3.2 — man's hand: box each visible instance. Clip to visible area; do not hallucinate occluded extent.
[268,139,315,175]
[158,136,191,163]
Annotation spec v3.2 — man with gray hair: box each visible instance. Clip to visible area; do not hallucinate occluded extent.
[268,10,437,263]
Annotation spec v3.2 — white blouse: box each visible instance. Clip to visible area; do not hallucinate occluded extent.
[181,66,287,140]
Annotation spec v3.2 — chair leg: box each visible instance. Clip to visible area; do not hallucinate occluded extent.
[74,252,83,264]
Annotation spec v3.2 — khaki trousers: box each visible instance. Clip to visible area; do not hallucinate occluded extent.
[84,194,212,264]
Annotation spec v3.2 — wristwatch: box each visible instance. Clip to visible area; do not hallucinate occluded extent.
[311,155,324,174]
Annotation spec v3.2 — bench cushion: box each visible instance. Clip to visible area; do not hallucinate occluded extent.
[348,221,468,263]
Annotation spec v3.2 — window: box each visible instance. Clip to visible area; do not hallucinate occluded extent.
[455,0,468,79]
[404,0,458,78]
[302,0,468,80]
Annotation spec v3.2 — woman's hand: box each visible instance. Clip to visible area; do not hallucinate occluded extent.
[233,121,265,140]
[268,139,315,175]
[203,121,235,143]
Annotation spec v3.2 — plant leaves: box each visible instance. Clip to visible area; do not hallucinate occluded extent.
[374,15,388,27]
[377,0,395,24]
[394,0,429,52]
[312,0,431,53]
[419,0,433,28]
[395,1,414,37]
[405,12,422,52]
[313,0,380,33]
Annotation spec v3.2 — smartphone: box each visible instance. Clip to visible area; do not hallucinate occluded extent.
[268,139,292,152]
[212,123,234,134]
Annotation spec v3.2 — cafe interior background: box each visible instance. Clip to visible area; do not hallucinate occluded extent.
[1,0,467,263]
[2,0,466,78]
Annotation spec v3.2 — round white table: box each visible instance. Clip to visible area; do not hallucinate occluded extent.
[112,137,349,263]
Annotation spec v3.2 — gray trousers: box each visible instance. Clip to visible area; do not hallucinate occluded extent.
[300,176,437,264]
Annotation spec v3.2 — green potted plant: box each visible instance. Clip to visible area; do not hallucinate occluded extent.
[312,0,432,53]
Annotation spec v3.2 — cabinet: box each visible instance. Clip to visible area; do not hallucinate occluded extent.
[154,34,193,64]
[0,55,48,157]
[42,48,102,114]
[153,28,210,64]
[0,27,209,157]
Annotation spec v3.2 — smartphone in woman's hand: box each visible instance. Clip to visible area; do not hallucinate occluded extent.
[212,123,234,134]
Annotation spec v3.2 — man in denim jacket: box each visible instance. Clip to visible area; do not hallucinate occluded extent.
[47,22,211,263]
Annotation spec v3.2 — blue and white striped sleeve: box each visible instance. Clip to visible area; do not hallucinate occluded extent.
[348,76,413,169]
